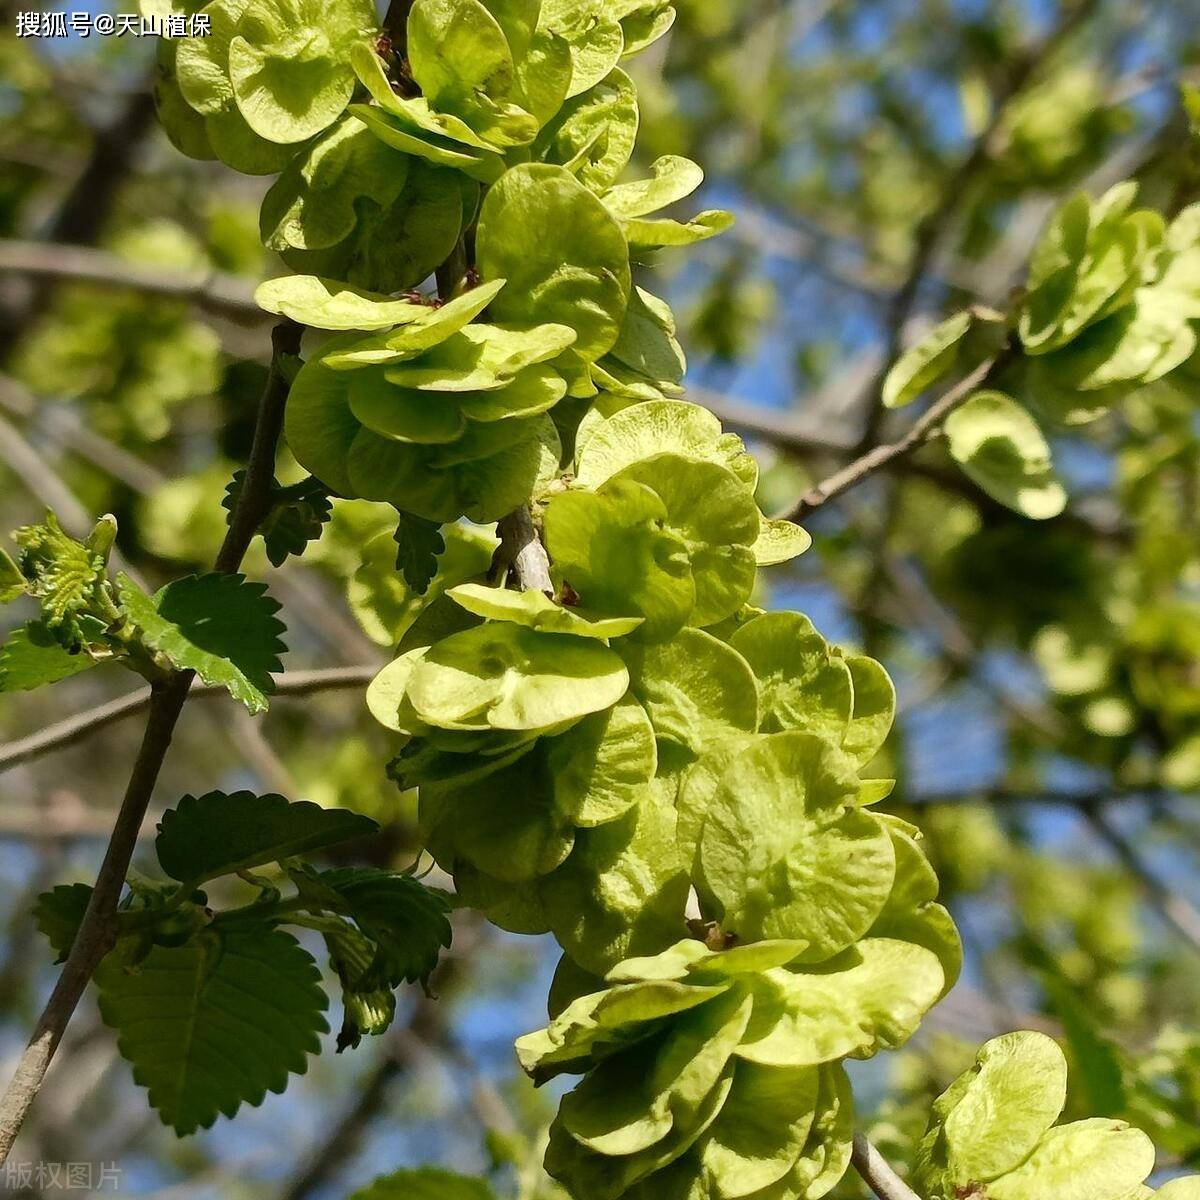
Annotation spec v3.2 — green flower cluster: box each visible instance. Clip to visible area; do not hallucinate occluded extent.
[915,1031,1199,1200]
[265,144,730,520]
[158,0,379,172]
[155,0,964,1190]
[879,185,1200,523]
[364,401,960,1200]
[1017,185,1200,418]
[514,930,941,1200]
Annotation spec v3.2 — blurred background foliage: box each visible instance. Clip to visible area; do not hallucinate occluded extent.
[2,0,1200,1195]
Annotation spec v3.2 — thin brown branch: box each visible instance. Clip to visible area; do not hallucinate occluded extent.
[0,666,377,775]
[852,1135,922,1200]
[0,319,304,1162]
[787,349,1009,521]
[1086,808,1200,953]
[495,506,554,594]
[0,241,263,323]
[855,0,1103,449]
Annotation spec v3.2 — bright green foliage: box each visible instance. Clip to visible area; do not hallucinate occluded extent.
[883,311,973,409]
[1018,187,1200,423]
[155,790,378,882]
[0,513,149,690]
[36,789,451,1123]
[915,1032,1158,1200]
[516,937,936,1199]
[943,391,1066,519]
[166,0,376,171]
[88,0,1200,1184]
[33,883,95,962]
[258,120,468,291]
[448,582,644,637]
[0,625,99,692]
[118,572,287,713]
[291,865,452,987]
[350,521,497,645]
[476,163,631,364]
[693,732,896,954]
[223,472,333,566]
[347,1167,497,1199]
[394,510,449,595]
[96,925,328,1134]
[4,513,119,651]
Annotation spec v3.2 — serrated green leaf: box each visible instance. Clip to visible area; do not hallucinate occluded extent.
[0,624,99,692]
[34,883,94,962]
[119,573,286,713]
[308,867,452,986]
[97,925,328,1134]
[393,512,446,596]
[156,790,378,883]
[223,472,332,567]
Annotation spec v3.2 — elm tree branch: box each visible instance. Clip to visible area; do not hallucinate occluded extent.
[787,349,1008,521]
[852,1135,922,1200]
[0,319,303,1163]
[0,666,378,774]
[0,240,263,323]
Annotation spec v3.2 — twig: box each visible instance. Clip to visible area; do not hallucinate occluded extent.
[0,666,377,774]
[786,349,1007,521]
[0,375,166,495]
[0,241,262,323]
[0,319,304,1162]
[495,507,554,595]
[852,1135,921,1200]
[854,0,1103,449]
[1086,808,1200,953]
